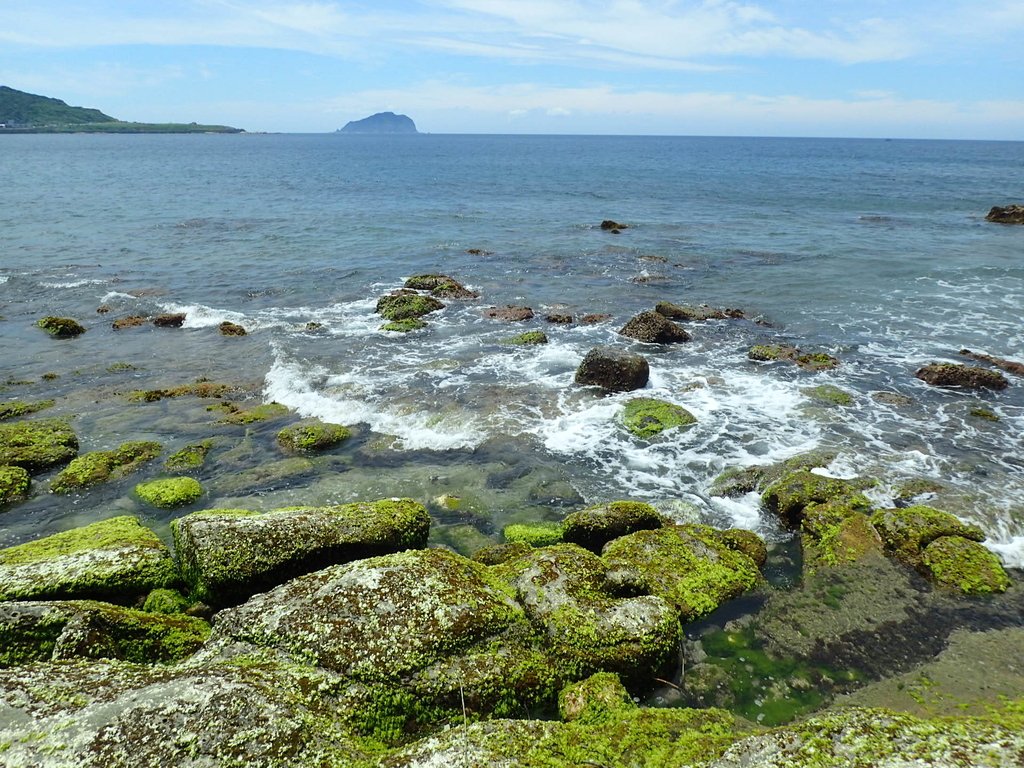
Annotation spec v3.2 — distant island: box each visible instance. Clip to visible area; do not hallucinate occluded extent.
[338,112,418,134]
[0,86,243,134]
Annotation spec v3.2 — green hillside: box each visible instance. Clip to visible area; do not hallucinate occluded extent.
[0,86,242,133]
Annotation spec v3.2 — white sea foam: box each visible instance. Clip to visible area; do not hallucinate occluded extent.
[988,536,1024,569]
[40,278,106,288]
[0,276,8,285]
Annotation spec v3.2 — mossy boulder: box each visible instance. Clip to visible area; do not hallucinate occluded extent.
[561,500,666,553]
[36,316,86,338]
[213,548,527,682]
[403,274,479,299]
[622,397,697,438]
[748,344,839,371]
[141,588,190,615]
[504,330,548,345]
[0,417,78,473]
[216,402,290,425]
[801,503,882,568]
[135,477,203,509]
[0,600,208,667]
[51,441,162,494]
[163,439,214,472]
[601,525,762,624]
[472,541,532,565]
[709,450,839,498]
[172,499,432,606]
[0,465,30,506]
[558,671,635,724]
[0,657,372,767]
[276,419,352,455]
[719,528,769,568]
[0,398,55,421]
[376,292,445,321]
[495,544,680,682]
[870,505,986,568]
[761,470,871,527]
[381,318,427,333]
[503,521,564,547]
[915,362,1008,390]
[920,536,1010,595]
[619,311,691,343]
[801,384,854,406]
[218,320,247,336]
[0,516,177,602]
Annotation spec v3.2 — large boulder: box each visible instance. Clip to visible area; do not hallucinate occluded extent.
[0,417,78,473]
[574,346,649,392]
[376,292,445,321]
[36,316,85,338]
[870,505,986,568]
[915,362,1008,390]
[172,499,432,606]
[761,470,871,528]
[0,600,208,667]
[920,535,1010,595]
[561,500,666,553]
[495,544,681,681]
[985,204,1024,224]
[619,311,690,343]
[0,517,177,603]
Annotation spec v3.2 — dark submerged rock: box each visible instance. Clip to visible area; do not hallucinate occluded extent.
[915,362,1008,390]
[959,348,1024,377]
[619,311,691,343]
[403,274,479,299]
[985,203,1024,223]
[574,346,650,392]
[111,315,146,330]
[600,220,628,230]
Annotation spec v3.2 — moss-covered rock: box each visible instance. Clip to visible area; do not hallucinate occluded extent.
[218,320,247,336]
[801,384,854,406]
[0,399,55,421]
[870,505,986,568]
[172,499,432,606]
[558,671,635,724]
[502,521,563,547]
[135,477,203,509]
[50,441,162,494]
[163,439,214,472]
[214,548,527,683]
[622,397,697,438]
[207,456,315,496]
[215,402,290,424]
[915,362,1008,390]
[719,528,769,568]
[495,544,680,682]
[277,418,352,455]
[376,292,445,321]
[920,535,1010,595]
[561,500,666,553]
[761,470,871,527]
[601,525,761,624]
[380,318,427,333]
[0,417,78,473]
[504,330,548,345]
[0,465,30,506]
[0,516,177,602]
[0,600,208,667]
[472,541,532,566]
[141,588,190,615]
[709,450,839,498]
[801,503,882,568]
[127,380,243,402]
[748,344,839,371]
[36,316,86,338]
[403,274,479,299]
[619,311,691,343]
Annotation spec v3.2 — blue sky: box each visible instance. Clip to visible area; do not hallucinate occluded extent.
[1,1,1022,137]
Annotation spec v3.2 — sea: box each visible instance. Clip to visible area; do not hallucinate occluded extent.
[1,133,1023,565]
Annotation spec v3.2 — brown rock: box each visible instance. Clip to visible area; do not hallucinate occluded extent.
[915,363,1008,390]
[545,314,574,325]
[575,346,650,392]
[959,349,1024,377]
[219,321,247,337]
[112,316,147,330]
[619,311,690,343]
[153,313,186,328]
[985,204,1024,224]
[600,220,628,230]
[580,314,612,325]
[484,306,534,322]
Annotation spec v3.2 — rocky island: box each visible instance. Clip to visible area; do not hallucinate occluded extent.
[338,112,419,134]
[0,85,243,134]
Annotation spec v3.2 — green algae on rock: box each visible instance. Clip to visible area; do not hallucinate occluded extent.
[0,398,55,421]
[709,449,839,498]
[163,439,214,472]
[0,599,209,667]
[870,505,986,568]
[403,274,479,299]
[135,477,203,509]
[277,418,352,455]
[561,500,666,553]
[621,397,697,438]
[0,417,78,473]
[558,671,635,724]
[920,535,1010,595]
[800,384,854,406]
[502,521,563,547]
[172,499,432,606]
[126,380,244,403]
[141,587,190,615]
[601,525,762,624]
[36,315,86,338]
[761,469,871,527]
[380,318,427,333]
[504,330,548,345]
[0,465,30,506]
[214,401,291,425]
[0,516,177,602]
[50,440,162,494]
[376,292,445,321]
[748,343,839,371]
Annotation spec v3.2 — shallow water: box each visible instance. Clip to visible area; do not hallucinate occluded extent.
[1,133,1023,564]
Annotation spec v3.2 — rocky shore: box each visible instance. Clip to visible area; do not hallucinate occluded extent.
[2,273,1023,767]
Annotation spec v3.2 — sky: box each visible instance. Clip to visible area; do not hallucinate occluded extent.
[1,1,1022,138]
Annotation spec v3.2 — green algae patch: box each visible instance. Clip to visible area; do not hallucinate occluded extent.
[504,330,548,345]
[801,384,854,406]
[561,500,666,553]
[141,588,190,615]
[36,316,85,338]
[0,399,55,421]
[403,274,479,299]
[558,672,635,724]
[622,397,696,438]
[920,536,1010,595]
[719,528,768,568]
[51,440,162,494]
[0,516,177,602]
[0,466,30,506]
[376,293,445,321]
[502,521,563,547]
[801,503,882,568]
[126,380,241,403]
[710,450,839,498]
[381,318,427,333]
[0,417,78,474]
[163,439,213,472]
[748,344,839,371]
[214,401,290,425]
[135,477,203,509]
[870,505,986,568]
[173,498,432,606]
[0,599,209,667]
[602,525,761,624]
[761,470,871,527]
[277,418,352,455]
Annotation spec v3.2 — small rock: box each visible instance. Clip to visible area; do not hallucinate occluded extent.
[619,311,690,344]
[219,321,247,336]
[580,313,612,325]
[36,316,85,338]
[575,346,650,392]
[112,316,147,330]
[153,313,186,328]
[484,305,534,322]
[985,204,1024,224]
[545,314,574,324]
[600,220,628,230]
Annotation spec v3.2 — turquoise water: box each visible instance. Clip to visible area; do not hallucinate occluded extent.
[1,133,1022,561]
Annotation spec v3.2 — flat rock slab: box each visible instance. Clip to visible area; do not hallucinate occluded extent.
[0,516,176,602]
[173,498,431,606]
